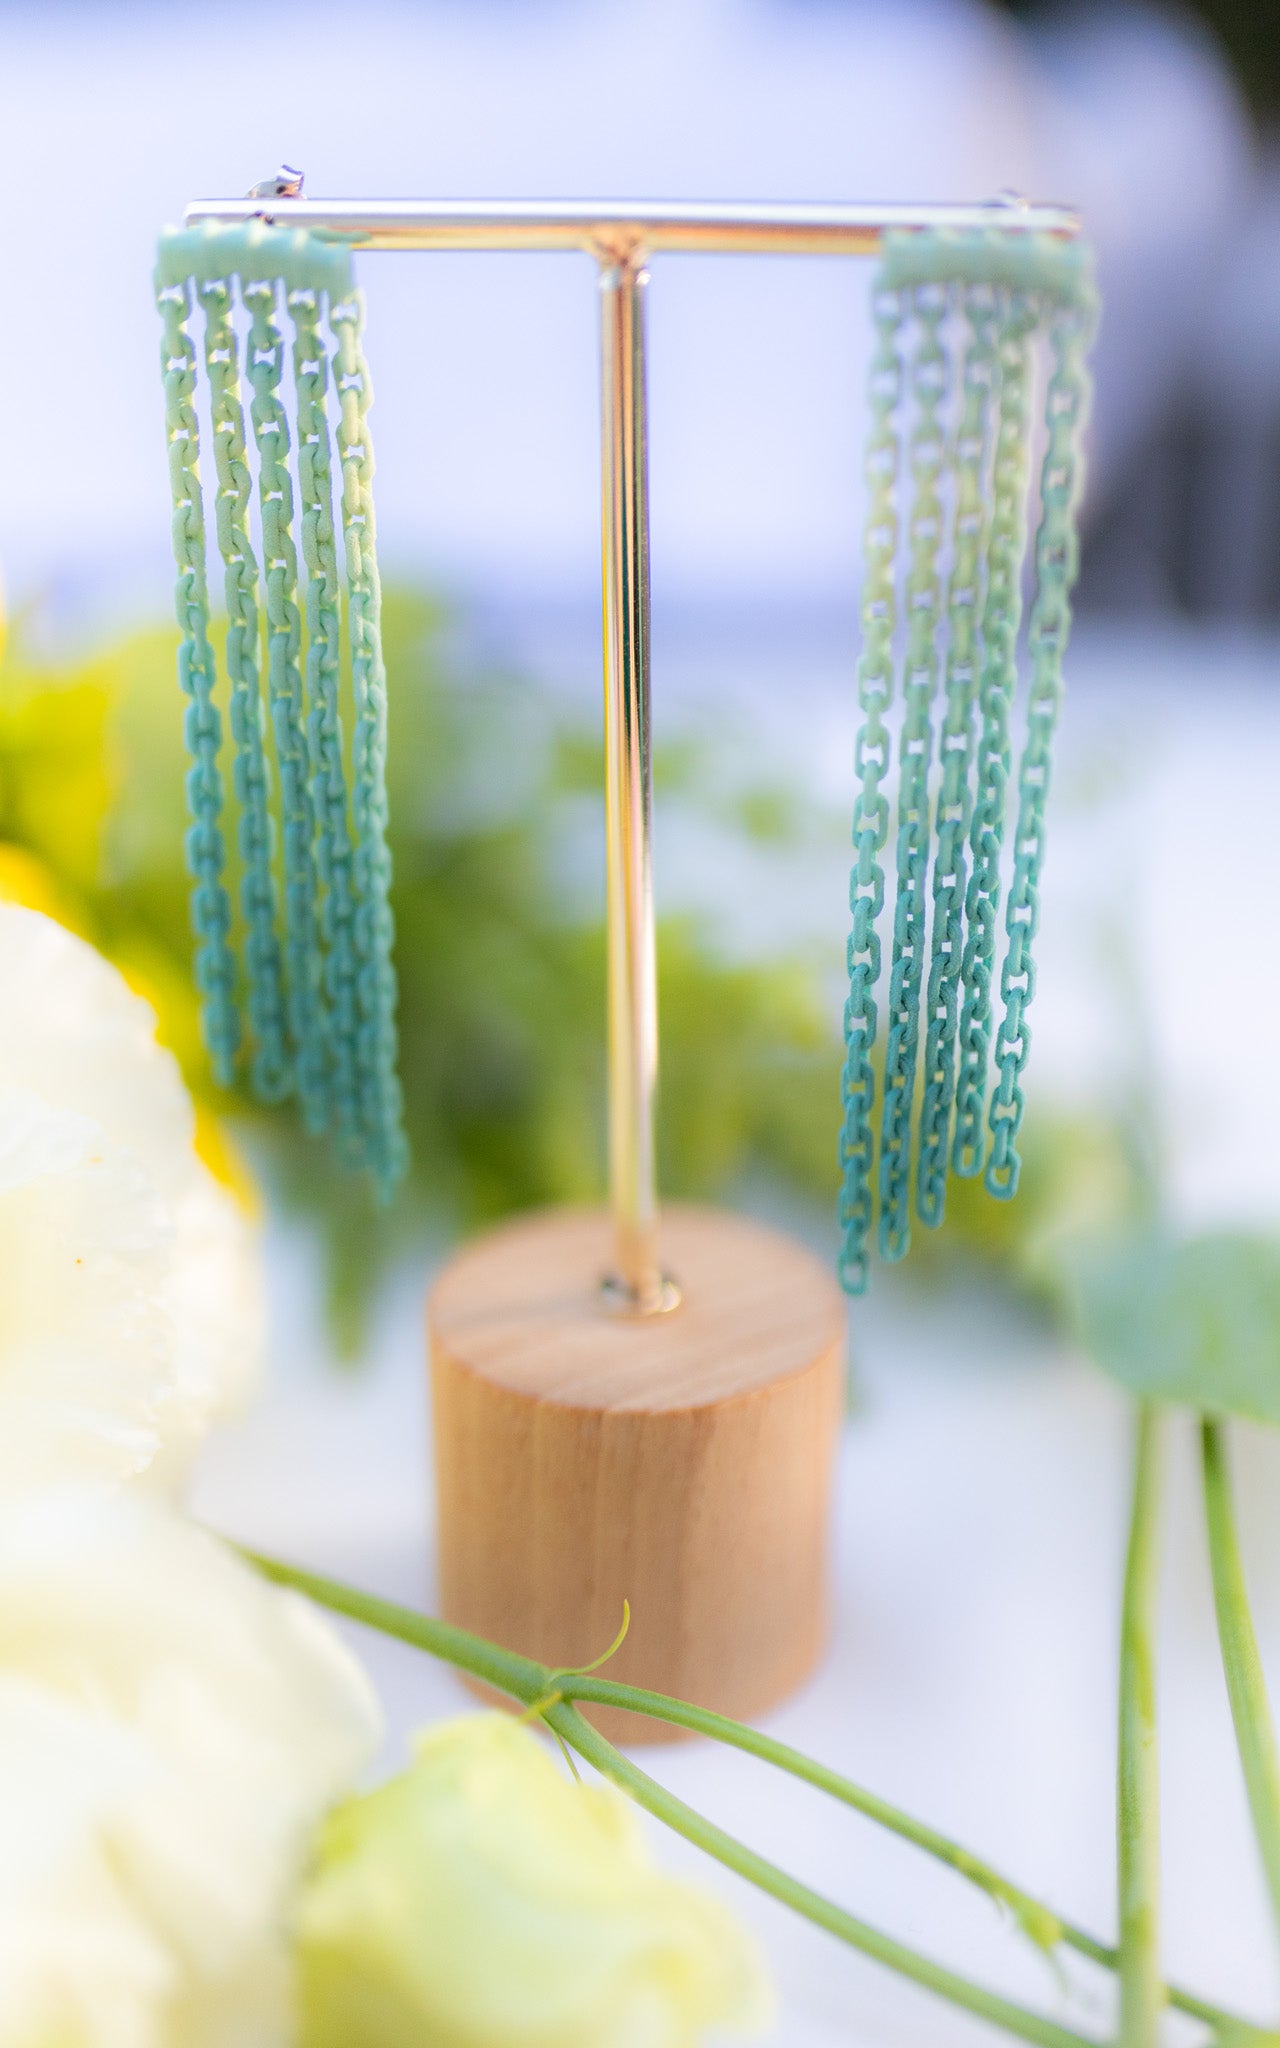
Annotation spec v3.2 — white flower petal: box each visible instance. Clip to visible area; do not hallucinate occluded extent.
[148,1164,266,1489]
[0,910,265,1494]
[0,1087,173,1492]
[0,1678,177,2048]
[0,906,194,1202]
[0,1488,381,2048]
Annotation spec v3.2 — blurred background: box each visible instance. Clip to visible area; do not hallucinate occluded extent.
[4,3,1280,2042]
[2,0,1278,623]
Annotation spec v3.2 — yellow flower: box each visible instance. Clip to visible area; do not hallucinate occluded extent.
[0,843,82,930]
[295,1712,771,2048]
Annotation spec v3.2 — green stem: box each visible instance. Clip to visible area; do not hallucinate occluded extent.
[545,1699,1092,2048]
[1202,1416,1280,1940]
[556,1672,1240,2034]
[243,1551,1085,2044]
[1118,1402,1164,2048]
[242,1548,550,1700]
[243,1546,1267,2046]
[572,1673,1061,1943]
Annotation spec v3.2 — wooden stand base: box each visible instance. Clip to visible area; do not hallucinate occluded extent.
[428,1204,845,1743]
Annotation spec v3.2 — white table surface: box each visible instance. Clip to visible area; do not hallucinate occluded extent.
[192,621,1280,2044]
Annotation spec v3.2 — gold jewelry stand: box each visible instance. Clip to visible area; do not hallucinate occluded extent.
[191,188,1079,1734]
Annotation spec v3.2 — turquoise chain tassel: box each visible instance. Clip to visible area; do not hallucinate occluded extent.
[839,227,1097,1292]
[155,221,407,1194]
[157,273,239,1085]
[986,281,1096,1197]
[915,281,998,1226]
[290,282,365,1167]
[951,286,1037,1181]
[198,276,291,1102]
[334,297,407,1196]
[837,285,903,1294]
[877,282,949,1262]
[244,272,330,1137]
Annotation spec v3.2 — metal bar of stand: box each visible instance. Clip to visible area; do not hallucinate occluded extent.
[183,194,1078,255]
[596,251,674,1316]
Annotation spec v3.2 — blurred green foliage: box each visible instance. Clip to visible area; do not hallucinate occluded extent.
[0,593,844,1348]
[0,588,1146,1352]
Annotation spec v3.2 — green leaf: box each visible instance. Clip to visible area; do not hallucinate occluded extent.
[1068,1230,1280,1424]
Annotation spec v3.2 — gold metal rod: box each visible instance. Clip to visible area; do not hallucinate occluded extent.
[597,252,673,1316]
[183,194,1079,257]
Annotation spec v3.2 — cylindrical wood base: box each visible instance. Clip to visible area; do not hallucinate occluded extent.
[428,1203,845,1742]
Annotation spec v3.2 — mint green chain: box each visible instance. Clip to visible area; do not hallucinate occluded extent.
[333,296,407,1195]
[244,274,329,1136]
[877,283,948,1263]
[838,286,904,1293]
[986,280,1097,1196]
[951,289,1037,1179]
[156,276,239,1084]
[156,222,407,1192]
[838,228,1097,1293]
[915,283,998,1225]
[198,278,290,1101]
[290,283,363,1165]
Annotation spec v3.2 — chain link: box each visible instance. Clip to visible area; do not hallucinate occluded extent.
[950,288,1037,1179]
[877,283,948,1262]
[333,295,408,1196]
[838,285,904,1294]
[915,282,998,1226]
[986,278,1097,1196]
[156,276,239,1084]
[199,277,291,1101]
[290,283,363,1164]
[244,272,330,1136]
